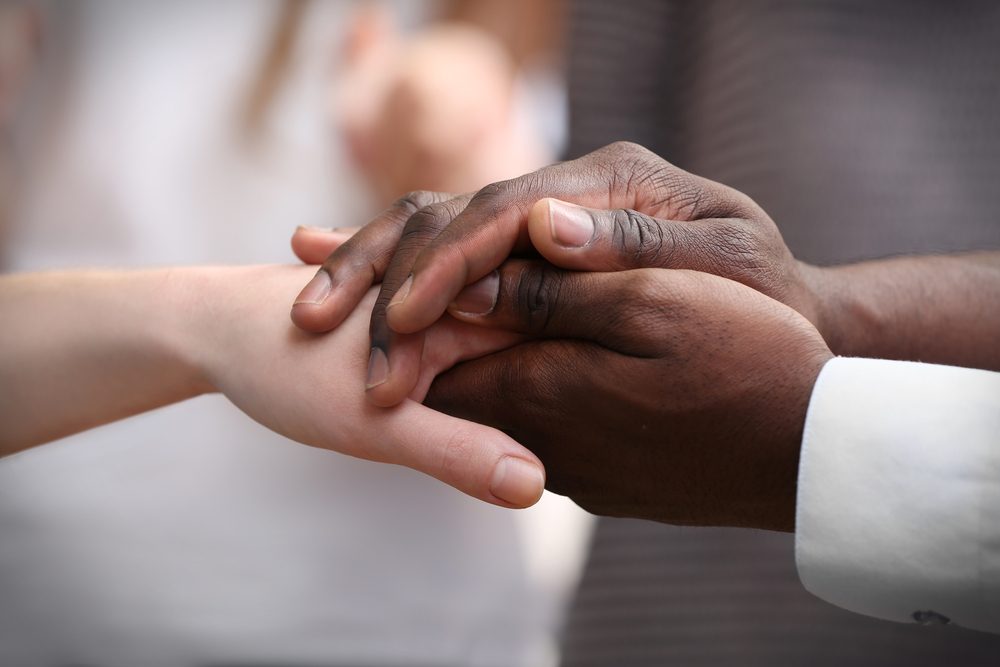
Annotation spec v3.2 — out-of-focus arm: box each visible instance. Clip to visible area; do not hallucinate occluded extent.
[0,268,214,453]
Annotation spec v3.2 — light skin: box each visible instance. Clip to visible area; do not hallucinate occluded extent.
[290,141,1000,529]
[0,265,544,508]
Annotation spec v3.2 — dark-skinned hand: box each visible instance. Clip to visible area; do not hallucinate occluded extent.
[429,261,832,531]
[287,141,1000,529]
[289,141,825,407]
[293,219,833,529]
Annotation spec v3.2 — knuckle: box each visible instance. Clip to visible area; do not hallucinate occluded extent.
[615,157,713,220]
[604,140,654,161]
[468,180,515,218]
[437,428,477,482]
[673,184,709,219]
[712,222,762,264]
[389,197,471,266]
[471,172,539,208]
[515,264,565,334]
[472,180,507,206]
[599,143,680,207]
[467,171,546,222]
[669,178,756,221]
[400,201,456,243]
[396,190,446,214]
[476,181,506,199]
[727,189,767,220]
[652,173,714,219]
[593,142,753,221]
[707,222,781,291]
[326,192,451,272]
[610,209,675,268]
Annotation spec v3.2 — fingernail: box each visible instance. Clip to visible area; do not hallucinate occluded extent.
[366,346,389,389]
[387,274,413,310]
[450,271,499,316]
[490,456,545,507]
[548,199,594,248]
[294,271,332,305]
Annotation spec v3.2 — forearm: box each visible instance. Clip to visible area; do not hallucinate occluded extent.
[0,268,217,454]
[0,265,544,508]
[806,251,1000,371]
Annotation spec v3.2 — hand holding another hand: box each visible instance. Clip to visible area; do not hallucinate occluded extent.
[186,266,544,508]
[431,263,832,531]
[287,142,837,529]
[291,141,825,406]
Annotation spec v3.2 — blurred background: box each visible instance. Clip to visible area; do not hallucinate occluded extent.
[3,1,1000,666]
[0,2,585,666]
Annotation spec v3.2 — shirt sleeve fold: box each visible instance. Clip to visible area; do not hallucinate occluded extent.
[795,357,1000,634]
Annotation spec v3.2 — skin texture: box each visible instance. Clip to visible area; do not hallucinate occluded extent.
[292,142,821,406]
[289,141,1000,528]
[804,253,1000,372]
[429,263,833,531]
[0,266,543,508]
[291,142,1000,405]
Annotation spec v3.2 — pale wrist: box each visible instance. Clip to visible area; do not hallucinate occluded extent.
[165,264,319,398]
[156,265,238,397]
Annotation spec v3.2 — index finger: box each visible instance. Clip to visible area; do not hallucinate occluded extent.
[290,190,454,332]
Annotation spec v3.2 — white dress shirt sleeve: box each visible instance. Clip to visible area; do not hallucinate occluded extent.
[795,357,1000,634]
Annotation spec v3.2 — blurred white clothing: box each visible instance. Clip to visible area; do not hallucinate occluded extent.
[0,2,587,665]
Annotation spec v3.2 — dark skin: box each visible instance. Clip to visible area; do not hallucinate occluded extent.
[292,142,1000,382]
[290,141,1000,529]
[292,142,819,405]
[432,263,832,531]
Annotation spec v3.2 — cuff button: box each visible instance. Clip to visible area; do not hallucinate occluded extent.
[912,610,951,625]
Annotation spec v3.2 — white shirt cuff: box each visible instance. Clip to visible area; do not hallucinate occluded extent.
[795,357,1000,633]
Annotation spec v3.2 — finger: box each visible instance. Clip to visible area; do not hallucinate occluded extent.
[525,197,719,271]
[426,340,562,432]
[290,191,453,332]
[364,194,472,407]
[425,339,604,500]
[526,198,682,270]
[384,141,752,335]
[447,260,671,355]
[290,226,361,265]
[374,399,546,508]
[409,315,525,403]
[527,198,781,294]
[364,320,423,408]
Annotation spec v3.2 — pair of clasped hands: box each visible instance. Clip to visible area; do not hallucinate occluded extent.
[275,142,833,532]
